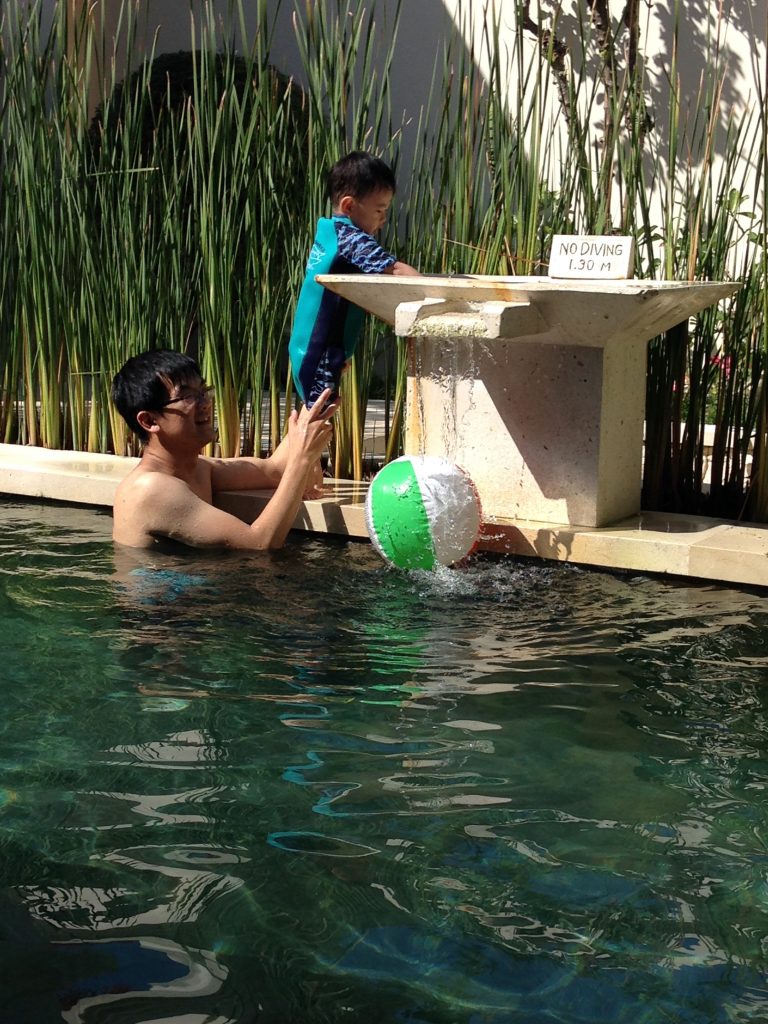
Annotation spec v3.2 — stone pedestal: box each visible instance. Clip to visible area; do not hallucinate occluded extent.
[400,324,646,526]
[316,275,738,527]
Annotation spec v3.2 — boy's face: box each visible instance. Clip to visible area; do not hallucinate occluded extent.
[344,187,393,236]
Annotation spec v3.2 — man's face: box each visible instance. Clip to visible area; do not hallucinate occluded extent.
[347,187,393,236]
[156,377,216,447]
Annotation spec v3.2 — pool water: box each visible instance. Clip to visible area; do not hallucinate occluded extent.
[1,499,767,1024]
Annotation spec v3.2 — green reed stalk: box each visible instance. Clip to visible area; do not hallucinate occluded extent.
[743,11,768,522]
[292,0,402,478]
[246,43,310,455]
[639,0,765,515]
[6,3,61,448]
[0,6,19,443]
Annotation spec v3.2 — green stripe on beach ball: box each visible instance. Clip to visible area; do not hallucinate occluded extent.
[366,457,436,570]
[365,456,482,571]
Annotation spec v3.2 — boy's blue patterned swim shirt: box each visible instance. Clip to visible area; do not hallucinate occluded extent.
[288,215,395,406]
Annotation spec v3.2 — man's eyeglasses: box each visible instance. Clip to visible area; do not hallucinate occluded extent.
[159,384,215,409]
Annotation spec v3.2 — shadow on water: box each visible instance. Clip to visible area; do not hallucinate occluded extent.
[1,499,768,1022]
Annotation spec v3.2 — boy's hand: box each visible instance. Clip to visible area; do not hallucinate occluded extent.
[388,260,420,276]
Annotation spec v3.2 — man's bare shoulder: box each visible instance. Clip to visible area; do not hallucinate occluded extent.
[113,461,210,548]
[115,461,194,501]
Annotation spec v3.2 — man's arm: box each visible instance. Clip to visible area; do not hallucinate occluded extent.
[207,434,289,492]
[122,472,276,549]
[208,397,338,496]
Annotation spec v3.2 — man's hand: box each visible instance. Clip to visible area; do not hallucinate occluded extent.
[303,459,326,499]
[288,390,338,468]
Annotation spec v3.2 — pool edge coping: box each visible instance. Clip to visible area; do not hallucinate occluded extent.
[1,443,766,589]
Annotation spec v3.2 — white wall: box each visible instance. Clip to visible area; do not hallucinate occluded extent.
[443,0,767,257]
[42,0,768,235]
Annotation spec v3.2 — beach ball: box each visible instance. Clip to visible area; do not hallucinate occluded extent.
[365,455,482,570]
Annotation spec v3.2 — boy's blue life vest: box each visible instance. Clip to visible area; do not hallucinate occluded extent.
[288,215,395,405]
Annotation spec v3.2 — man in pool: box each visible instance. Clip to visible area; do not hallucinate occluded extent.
[110,349,337,549]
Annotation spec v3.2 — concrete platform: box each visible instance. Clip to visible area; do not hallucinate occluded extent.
[1,443,766,588]
[319,275,739,529]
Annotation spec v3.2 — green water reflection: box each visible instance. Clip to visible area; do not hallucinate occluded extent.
[0,500,767,1023]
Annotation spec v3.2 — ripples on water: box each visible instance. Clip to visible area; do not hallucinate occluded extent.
[1,499,768,1023]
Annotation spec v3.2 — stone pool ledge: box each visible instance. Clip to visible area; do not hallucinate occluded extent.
[0,442,139,505]
[1,443,767,588]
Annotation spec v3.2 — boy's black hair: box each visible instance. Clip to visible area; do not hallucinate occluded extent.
[327,151,396,207]
[111,348,202,442]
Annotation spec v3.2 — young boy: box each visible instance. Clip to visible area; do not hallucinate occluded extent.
[288,151,419,409]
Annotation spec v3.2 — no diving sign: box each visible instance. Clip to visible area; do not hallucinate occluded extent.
[549,235,634,279]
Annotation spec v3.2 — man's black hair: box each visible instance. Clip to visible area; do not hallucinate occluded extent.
[327,151,396,207]
[111,348,202,442]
